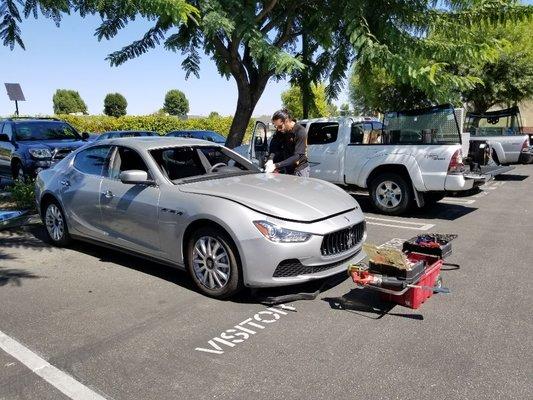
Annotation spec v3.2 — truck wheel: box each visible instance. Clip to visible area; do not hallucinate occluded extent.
[186,227,243,299]
[370,173,413,215]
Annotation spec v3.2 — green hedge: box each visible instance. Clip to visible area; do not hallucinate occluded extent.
[57,115,254,143]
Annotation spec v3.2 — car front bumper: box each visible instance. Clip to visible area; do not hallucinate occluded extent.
[238,209,367,288]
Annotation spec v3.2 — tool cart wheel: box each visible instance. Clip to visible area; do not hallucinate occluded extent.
[433,275,443,293]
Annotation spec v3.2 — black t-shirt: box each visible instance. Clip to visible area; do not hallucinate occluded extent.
[275,124,308,173]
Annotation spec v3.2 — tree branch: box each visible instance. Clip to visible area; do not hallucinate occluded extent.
[256,0,278,23]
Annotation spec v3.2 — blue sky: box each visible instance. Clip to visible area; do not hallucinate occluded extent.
[0,14,349,117]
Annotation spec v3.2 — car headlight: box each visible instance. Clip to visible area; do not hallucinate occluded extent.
[29,148,52,159]
[253,221,311,243]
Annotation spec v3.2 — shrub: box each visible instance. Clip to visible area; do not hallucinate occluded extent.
[104,93,128,117]
[163,90,189,117]
[53,89,87,114]
[8,180,36,210]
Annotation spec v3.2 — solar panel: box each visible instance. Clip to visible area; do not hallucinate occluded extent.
[4,83,25,101]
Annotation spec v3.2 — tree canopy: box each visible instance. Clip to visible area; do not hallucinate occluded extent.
[52,89,87,114]
[281,83,336,120]
[163,89,189,116]
[104,93,128,117]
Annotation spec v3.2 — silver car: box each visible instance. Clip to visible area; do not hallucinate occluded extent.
[35,137,367,298]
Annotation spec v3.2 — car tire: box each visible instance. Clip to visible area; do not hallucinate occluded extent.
[186,227,242,299]
[369,173,413,215]
[42,199,72,247]
[12,161,26,182]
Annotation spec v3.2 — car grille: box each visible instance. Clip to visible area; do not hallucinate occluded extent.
[320,221,366,256]
[52,148,73,160]
[273,252,360,278]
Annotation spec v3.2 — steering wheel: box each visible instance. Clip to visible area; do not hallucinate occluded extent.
[209,162,227,173]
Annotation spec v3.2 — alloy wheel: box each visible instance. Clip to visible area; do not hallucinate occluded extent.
[376,180,402,208]
[192,236,231,290]
[45,204,65,242]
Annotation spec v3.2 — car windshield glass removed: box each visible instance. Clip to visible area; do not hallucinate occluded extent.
[382,104,461,145]
[150,145,260,183]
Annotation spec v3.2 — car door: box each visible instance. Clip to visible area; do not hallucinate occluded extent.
[0,122,15,178]
[248,121,268,168]
[99,145,163,256]
[307,121,345,183]
[60,145,113,238]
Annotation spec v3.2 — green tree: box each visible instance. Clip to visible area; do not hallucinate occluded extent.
[104,93,127,117]
[281,83,334,120]
[52,89,88,114]
[208,111,220,118]
[163,89,189,116]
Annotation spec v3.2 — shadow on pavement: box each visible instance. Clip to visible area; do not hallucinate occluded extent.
[495,174,528,181]
[0,267,41,287]
[353,195,477,221]
[323,289,423,320]
[0,225,53,252]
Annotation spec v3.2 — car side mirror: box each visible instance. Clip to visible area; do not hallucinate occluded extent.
[119,170,154,185]
[81,132,90,141]
[0,134,10,142]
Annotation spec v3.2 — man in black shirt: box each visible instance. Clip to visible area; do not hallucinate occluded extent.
[265,108,309,177]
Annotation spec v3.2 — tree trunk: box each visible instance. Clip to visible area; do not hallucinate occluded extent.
[300,32,312,119]
[225,76,270,148]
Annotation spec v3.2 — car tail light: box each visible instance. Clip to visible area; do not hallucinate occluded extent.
[448,149,464,173]
[521,139,529,152]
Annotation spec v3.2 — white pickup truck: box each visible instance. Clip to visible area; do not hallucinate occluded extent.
[466,107,533,165]
[238,104,504,215]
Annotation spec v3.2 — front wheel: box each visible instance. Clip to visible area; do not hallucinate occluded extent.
[369,173,413,215]
[43,200,71,246]
[186,227,242,299]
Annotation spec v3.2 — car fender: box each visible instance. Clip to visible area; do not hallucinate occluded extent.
[488,140,507,163]
[355,153,426,191]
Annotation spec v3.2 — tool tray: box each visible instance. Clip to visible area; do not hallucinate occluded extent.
[402,234,456,258]
[368,259,425,283]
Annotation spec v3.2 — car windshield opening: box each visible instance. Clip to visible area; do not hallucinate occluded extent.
[150,146,260,183]
[14,121,81,141]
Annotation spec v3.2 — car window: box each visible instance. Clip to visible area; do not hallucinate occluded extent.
[14,121,80,141]
[150,146,258,182]
[2,123,13,140]
[308,123,339,145]
[108,146,151,180]
[74,146,112,176]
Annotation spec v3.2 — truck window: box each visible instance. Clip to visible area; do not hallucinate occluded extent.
[308,122,339,145]
[350,122,383,144]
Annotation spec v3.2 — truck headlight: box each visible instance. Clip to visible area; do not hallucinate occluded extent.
[253,221,311,243]
[29,148,52,159]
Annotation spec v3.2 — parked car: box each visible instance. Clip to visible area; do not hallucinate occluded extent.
[0,117,90,182]
[166,130,226,144]
[35,137,367,298]
[466,107,533,165]
[240,104,502,215]
[95,130,159,141]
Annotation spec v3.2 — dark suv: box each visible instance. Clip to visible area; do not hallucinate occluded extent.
[0,117,89,182]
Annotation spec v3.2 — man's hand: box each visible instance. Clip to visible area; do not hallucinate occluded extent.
[264,160,276,173]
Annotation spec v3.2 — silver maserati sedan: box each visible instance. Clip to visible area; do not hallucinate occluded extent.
[35,137,366,298]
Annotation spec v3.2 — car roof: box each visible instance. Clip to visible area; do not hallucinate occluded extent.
[95,136,221,151]
[102,130,157,134]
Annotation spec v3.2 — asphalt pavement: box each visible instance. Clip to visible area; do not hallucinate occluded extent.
[0,166,532,400]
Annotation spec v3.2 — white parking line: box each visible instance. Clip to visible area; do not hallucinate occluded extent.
[366,217,434,231]
[441,197,477,205]
[0,330,106,400]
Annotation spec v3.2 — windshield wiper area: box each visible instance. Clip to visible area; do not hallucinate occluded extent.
[177,171,258,184]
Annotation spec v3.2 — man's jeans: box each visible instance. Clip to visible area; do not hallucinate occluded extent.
[295,166,310,178]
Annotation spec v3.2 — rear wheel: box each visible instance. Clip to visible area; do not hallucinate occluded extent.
[12,161,26,182]
[369,173,413,215]
[43,200,71,246]
[186,227,242,299]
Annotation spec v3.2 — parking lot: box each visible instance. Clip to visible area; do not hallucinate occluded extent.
[0,166,532,400]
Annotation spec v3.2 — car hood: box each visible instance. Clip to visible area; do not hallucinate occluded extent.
[25,139,86,150]
[179,173,357,222]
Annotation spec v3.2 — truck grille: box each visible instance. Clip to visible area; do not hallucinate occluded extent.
[52,148,73,160]
[320,221,365,256]
[273,252,359,278]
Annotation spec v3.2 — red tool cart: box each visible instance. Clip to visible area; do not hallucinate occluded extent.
[349,235,454,310]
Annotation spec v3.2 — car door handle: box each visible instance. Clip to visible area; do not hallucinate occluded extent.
[101,190,114,199]
[60,179,70,187]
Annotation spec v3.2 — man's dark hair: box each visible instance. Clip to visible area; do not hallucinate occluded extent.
[272,108,292,121]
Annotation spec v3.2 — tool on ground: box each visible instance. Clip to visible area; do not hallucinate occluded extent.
[349,234,456,309]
